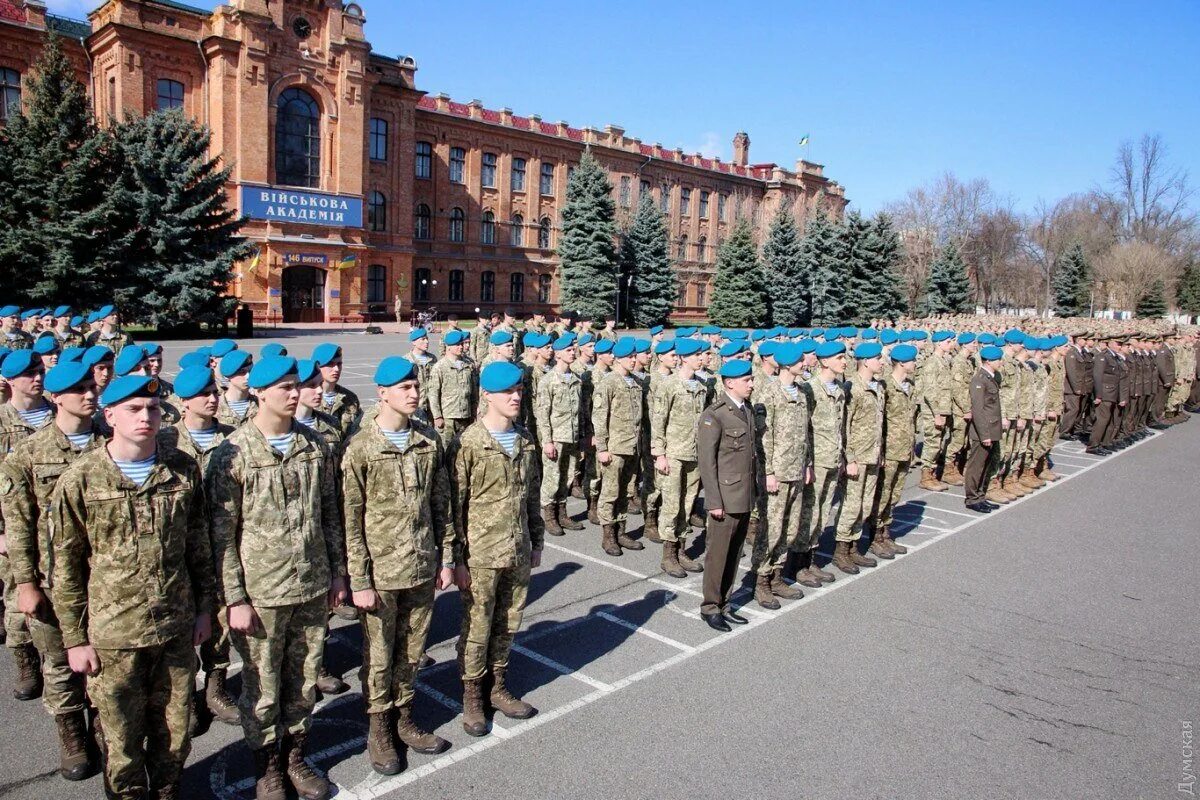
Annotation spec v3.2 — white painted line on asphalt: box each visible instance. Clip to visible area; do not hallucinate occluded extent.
[898,503,978,519]
[509,644,614,692]
[595,611,696,652]
[542,539,706,599]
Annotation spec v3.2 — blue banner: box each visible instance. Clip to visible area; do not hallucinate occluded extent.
[240,186,363,228]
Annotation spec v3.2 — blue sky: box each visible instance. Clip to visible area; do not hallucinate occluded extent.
[47,0,1200,215]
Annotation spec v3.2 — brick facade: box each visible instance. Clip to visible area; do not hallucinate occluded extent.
[0,0,847,323]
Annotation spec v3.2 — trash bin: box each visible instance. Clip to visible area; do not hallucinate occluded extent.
[236,306,254,338]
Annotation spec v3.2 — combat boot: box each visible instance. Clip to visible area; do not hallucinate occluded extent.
[12,642,42,700]
[940,459,965,486]
[616,520,643,551]
[461,679,488,737]
[557,502,584,531]
[807,551,836,583]
[54,709,93,781]
[282,732,330,800]
[831,541,859,575]
[252,745,286,800]
[1003,474,1029,497]
[789,552,823,588]
[151,782,181,800]
[848,542,878,569]
[986,477,1012,504]
[770,568,804,600]
[1035,456,1059,482]
[754,574,781,610]
[659,541,687,578]
[315,667,348,695]
[205,668,240,726]
[570,477,584,499]
[587,497,600,526]
[366,711,401,775]
[869,530,896,560]
[688,511,706,528]
[642,514,661,543]
[1018,468,1044,489]
[396,704,449,755]
[627,495,643,515]
[489,666,535,719]
[881,525,908,555]
[677,539,703,573]
[601,524,622,556]
[919,468,948,491]
[542,504,564,537]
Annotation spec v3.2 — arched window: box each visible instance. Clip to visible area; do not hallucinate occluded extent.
[414,141,432,179]
[677,235,688,260]
[413,204,431,240]
[0,68,21,122]
[481,210,496,244]
[449,207,465,242]
[275,87,321,188]
[538,217,552,249]
[368,191,387,232]
[510,273,525,302]
[510,213,524,247]
[481,270,495,302]
[367,265,386,303]
[696,235,707,263]
[155,79,184,111]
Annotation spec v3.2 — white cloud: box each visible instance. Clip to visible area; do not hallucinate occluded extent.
[679,131,725,160]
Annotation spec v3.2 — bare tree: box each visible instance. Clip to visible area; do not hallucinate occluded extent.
[1095,240,1175,310]
[1022,194,1119,313]
[1104,134,1196,255]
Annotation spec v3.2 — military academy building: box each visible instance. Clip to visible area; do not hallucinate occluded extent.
[0,0,847,323]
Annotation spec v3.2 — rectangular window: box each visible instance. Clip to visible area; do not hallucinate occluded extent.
[108,76,116,119]
[511,157,526,191]
[538,274,551,303]
[481,152,497,188]
[449,269,464,302]
[369,118,388,162]
[481,271,495,302]
[699,190,710,218]
[415,141,432,179]
[619,176,631,208]
[414,268,431,302]
[155,78,184,111]
[510,272,525,302]
[481,212,496,244]
[367,265,386,304]
[540,162,555,196]
[0,68,21,122]
[639,179,650,199]
[660,182,670,214]
[681,188,691,215]
[449,147,466,183]
[718,193,727,221]
[678,283,688,306]
[696,283,707,306]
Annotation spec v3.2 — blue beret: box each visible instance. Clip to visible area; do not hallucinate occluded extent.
[718,341,744,358]
[523,332,551,348]
[649,325,664,335]
[1,350,39,379]
[82,345,114,367]
[0,305,19,317]
[260,343,288,358]
[957,332,977,345]
[114,345,149,376]
[653,340,675,355]
[219,350,252,378]
[759,341,778,359]
[178,351,210,370]
[577,333,596,347]
[1052,335,1069,347]
[750,330,766,342]
[675,327,696,338]
[675,338,705,357]
[932,330,954,343]
[374,356,416,386]
[797,338,818,354]
[33,336,60,355]
[312,343,342,366]
[1028,338,1046,352]
[444,330,469,346]
[53,306,72,318]
[824,331,842,342]
[699,325,721,335]
[909,330,930,341]
[775,343,802,367]
[810,327,825,337]
[20,309,41,320]
[60,346,85,363]
[95,304,115,318]
[100,375,159,407]
[860,329,878,340]
[211,338,238,358]
[815,341,846,359]
[480,361,523,392]
[879,329,900,345]
[854,341,883,359]
[410,328,429,342]
[633,338,651,354]
[70,316,84,327]
[141,342,162,356]
[595,339,614,354]
[719,359,752,378]
[174,366,217,400]
[296,358,321,384]
[612,339,636,358]
[489,330,514,346]
[552,333,576,351]
[789,328,804,338]
[890,344,918,364]
[1003,329,1025,345]
[726,330,749,340]
[85,311,101,325]
[980,345,1005,362]
[248,356,298,389]
[45,361,92,393]
[978,333,996,345]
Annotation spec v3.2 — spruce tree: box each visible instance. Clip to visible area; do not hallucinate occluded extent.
[106,110,252,327]
[840,210,874,325]
[1177,262,1200,322]
[1135,279,1167,319]
[921,242,973,315]
[761,207,806,326]
[557,149,618,320]
[622,193,675,327]
[803,212,851,325]
[861,212,908,320]
[1052,242,1094,317]
[708,220,768,327]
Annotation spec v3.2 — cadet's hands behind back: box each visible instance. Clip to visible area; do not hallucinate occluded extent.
[67,645,100,676]
[228,602,261,635]
[353,589,380,611]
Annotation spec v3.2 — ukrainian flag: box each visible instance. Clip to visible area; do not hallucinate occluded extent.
[337,253,357,271]
[799,134,810,147]
[245,248,261,275]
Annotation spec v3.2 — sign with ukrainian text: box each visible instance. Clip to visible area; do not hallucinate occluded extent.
[240,186,363,227]
[284,253,329,266]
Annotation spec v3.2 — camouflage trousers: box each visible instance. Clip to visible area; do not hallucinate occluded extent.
[1022,421,1043,460]
[458,563,530,682]
[800,465,841,553]
[584,442,600,500]
[231,594,327,750]
[918,409,951,470]
[751,479,804,576]
[437,417,472,450]
[29,606,87,715]
[1,553,31,648]
[360,581,434,713]
[835,465,878,543]
[92,635,194,800]
[874,460,910,532]
[1034,417,1059,460]
[656,458,700,544]
[947,413,969,461]
[199,606,231,673]
[1000,423,1029,471]
[539,442,580,507]
[597,453,639,526]
[639,445,661,520]
[1168,378,1193,410]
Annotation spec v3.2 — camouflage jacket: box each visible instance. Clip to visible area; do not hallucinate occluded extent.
[49,445,215,650]
[410,352,438,415]
[844,373,884,466]
[591,370,644,457]
[805,375,846,469]
[1,424,106,586]
[1018,360,1038,419]
[216,394,258,428]
[298,409,346,461]
[650,373,710,461]
[882,374,917,462]
[448,421,543,569]
[85,330,134,356]
[534,368,584,444]
[157,418,236,473]
[950,351,977,417]
[469,325,492,364]
[206,421,346,609]
[524,362,551,441]
[341,420,453,592]
[2,330,33,350]
[1046,357,1065,414]
[997,354,1021,420]
[919,352,954,416]
[761,379,812,481]
[320,385,363,437]
[0,401,55,461]
[427,356,478,421]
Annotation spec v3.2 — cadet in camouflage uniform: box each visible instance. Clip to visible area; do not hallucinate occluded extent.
[534,334,585,536]
[343,357,454,774]
[1,361,102,781]
[1,305,34,349]
[798,342,846,585]
[83,305,134,356]
[427,329,478,447]
[832,341,884,575]
[449,361,544,737]
[207,356,348,800]
[591,339,646,557]
[641,339,678,543]
[1033,336,1066,482]
[993,331,1026,502]
[626,340,655,516]
[313,343,363,437]
[873,344,919,560]
[917,331,955,490]
[408,328,437,423]
[944,332,978,485]
[1017,340,1050,490]
[216,350,258,428]
[469,309,493,365]
[521,332,553,443]
[52,374,216,800]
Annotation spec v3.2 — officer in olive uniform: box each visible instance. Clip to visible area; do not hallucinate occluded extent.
[964,346,1005,512]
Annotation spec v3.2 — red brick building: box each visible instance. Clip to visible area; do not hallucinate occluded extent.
[0,0,847,323]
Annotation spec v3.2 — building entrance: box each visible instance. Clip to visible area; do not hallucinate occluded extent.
[282,266,326,323]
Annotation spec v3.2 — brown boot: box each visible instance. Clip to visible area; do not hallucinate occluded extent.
[461,678,488,737]
[55,709,93,781]
[770,568,804,599]
[1003,474,1029,497]
[660,541,687,578]
[252,745,286,800]
[808,550,836,583]
[790,552,824,588]
[601,524,622,556]
[489,666,535,719]
[688,511,706,528]
[919,468,948,491]
[940,459,965,486]
[627,495,643,515]
[557,502,584,531]
[587,497,600,525]
[848,542,878,569]
[1037,456,1060,482]
[542,504,564,537]
[642,514,661,543]
[831,541,858,574]
[396,703,449,755]
[986,477,1012,504]
[881,526,908,555]
[570,478,584,499]
[616,520,643,551]
[754,573,781,609]
[12,643,42,700]
[869,530,896,560]
[282,733,330,800]
[677,539,703,573]
[316,667,348,695]
[1018,468,1043,489]
[205,669,240,726]
[367,711,401,775]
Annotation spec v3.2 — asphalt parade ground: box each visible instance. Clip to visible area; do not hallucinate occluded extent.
[0,330,1197,799]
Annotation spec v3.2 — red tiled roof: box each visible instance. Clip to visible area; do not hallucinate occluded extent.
[0,0,25,22]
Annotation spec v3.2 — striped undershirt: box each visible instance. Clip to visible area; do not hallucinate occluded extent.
[295,414,317,429]
[378,423,411,451]
[113,454,156,487]
[16,405,53,429]
[322,391,336,407]
[187,428,218,450]
[227,398,251,419]
[782,383,799,400]
[266,432,294,456]
[487,427,518,456]
[65,431,93,449]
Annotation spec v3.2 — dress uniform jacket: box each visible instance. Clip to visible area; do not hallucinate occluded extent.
[968,368,1003,442]
[1093,349,1121,404]
[697,393,759,515]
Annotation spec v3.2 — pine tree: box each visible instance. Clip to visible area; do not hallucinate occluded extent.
[761,207,806,326]
[708,220,768,327]
[860,212,908,320]
[0,32,121,304]
[621,193,675,327]
[803,212,850,325]
[106,110,252,326]
[1177,262,1200,322]
[840,210,874,325]
[1135,279,1167,319]
[921,242,973,315]
[557,149,618,320]
[1052,242,1094,317]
